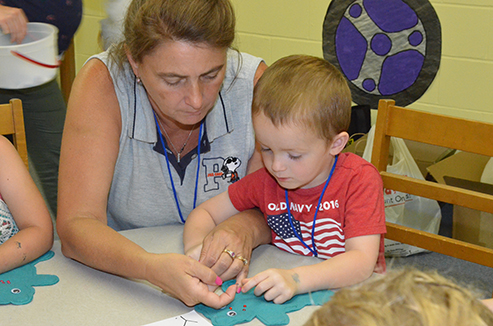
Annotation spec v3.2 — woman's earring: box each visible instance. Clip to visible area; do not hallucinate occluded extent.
[136,76,142,84]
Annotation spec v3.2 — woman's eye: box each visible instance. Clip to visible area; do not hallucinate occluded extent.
[289,154,302,160]
[164,78,182,86]
[202,74,218,81]
[260,147,271,152]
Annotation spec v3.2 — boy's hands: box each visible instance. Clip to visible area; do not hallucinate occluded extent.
[241,268,299,304]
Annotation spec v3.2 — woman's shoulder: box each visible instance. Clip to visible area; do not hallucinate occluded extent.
[78,51,133,105]
[83,50,129,81]
[73,57,118,100]
[225,50,263,81]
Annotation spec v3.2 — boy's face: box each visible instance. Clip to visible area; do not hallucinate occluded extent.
[253,113,336,190]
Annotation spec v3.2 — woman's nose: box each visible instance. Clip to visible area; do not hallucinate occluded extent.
[185,81,203,109]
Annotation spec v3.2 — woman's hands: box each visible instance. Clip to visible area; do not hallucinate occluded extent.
[144,252,236,308]
[0,5,28,44]
[197,209,271,286]
[199,221,251,284]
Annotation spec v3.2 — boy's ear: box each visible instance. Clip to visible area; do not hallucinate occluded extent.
[329,132,349,156]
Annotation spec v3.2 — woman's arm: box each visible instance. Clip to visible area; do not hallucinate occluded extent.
[56,59,232,308]
[0,136,53,273]
[56,58,130,275]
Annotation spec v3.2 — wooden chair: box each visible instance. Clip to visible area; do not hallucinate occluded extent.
[59,39,76,104]
[0,98,28,169]
[371,99,493,268]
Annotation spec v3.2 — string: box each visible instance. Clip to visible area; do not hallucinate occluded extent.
[153,112,203,224]
[284,155,339,257]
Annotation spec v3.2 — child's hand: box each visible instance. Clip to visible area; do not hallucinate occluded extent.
[185,244,203,261]
[241,268,299,304]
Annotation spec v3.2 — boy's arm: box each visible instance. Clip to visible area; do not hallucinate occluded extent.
[183,190,240,256]
[292,234,381,292]
[241,234,381,303]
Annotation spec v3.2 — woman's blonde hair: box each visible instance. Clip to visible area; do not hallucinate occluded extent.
[252,55,351,142]
[110,0,236,66]
[305,268,493,326]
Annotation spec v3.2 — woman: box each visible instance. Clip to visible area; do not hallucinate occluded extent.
[57,0,269,308]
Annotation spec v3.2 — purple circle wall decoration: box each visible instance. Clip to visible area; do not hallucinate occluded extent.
[323,0,441,108]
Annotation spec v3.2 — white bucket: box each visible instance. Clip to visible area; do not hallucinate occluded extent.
[0,23,59,89]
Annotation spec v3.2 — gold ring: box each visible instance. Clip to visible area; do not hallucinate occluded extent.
[223,248,236,259]
[236,255,248,266]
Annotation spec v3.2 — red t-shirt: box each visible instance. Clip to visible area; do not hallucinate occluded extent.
[228,152,386,273]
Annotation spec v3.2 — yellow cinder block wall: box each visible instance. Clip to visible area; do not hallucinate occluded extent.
[75,0,493,123]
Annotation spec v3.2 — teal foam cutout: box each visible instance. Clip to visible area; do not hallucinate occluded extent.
[0,251,59,305]
[195,280,333,326]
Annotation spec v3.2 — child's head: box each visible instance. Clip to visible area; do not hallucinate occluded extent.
[252,55,351,143]
[252,55,352,190]
[305,268,493,326]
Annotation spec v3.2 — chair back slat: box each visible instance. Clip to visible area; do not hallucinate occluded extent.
[385,106,493,157]
[372,99,493,268]
[0,99,28,169]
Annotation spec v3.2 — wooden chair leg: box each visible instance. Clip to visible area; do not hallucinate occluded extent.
[59,39,76,104]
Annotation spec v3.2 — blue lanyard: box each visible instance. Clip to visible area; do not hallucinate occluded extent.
[284,155,338,257]
[153,113,202,224]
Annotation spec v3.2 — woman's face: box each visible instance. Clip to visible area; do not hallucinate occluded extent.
[128,40,227,127]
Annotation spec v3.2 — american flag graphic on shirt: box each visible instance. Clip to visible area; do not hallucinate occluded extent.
[267,212,345,259]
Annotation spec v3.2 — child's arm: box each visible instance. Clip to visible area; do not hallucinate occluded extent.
[183,190,240,259]
[0,136,53,274]
[241,234,381,304]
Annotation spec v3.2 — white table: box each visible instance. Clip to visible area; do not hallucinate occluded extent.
[4,225,323,325]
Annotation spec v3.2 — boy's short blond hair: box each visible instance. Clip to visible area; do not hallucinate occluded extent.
[305,268,493,326]
[252,55,351,142]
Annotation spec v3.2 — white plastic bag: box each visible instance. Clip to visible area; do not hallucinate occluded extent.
[362,126,442,257]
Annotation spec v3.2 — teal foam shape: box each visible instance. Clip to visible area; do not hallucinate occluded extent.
[195,280,333,326]
[0,251,59,305]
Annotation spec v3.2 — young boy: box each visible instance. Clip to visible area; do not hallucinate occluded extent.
[183,55,386,304]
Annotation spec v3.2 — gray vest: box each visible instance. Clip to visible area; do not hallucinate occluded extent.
[90,50,263,230]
